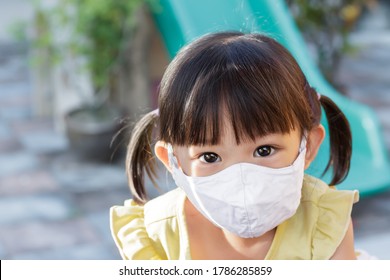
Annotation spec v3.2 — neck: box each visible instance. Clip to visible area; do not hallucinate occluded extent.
[184,198,276,260]
[221,228,276,259]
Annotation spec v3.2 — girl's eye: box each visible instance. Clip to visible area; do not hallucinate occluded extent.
[254,146,274,157]
[199,153,221,163]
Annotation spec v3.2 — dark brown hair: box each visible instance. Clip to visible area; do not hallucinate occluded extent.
[127,31,352,204]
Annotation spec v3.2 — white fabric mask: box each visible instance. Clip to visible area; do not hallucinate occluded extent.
[168,140,307,238]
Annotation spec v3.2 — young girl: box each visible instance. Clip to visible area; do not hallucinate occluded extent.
[110,31,359,260]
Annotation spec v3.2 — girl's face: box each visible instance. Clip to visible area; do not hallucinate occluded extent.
[173,121,303,177]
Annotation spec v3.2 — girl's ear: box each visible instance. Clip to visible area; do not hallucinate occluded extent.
[154,141,172,173]
[305,124,326,169]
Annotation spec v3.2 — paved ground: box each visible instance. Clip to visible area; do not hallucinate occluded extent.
[0,1,390,260]
[0,42,129,259]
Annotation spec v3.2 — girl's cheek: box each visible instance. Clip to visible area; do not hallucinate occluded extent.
[190,161,222,177]
[177,158,208,176]
[254,153,293,169]
[189,162,209,177]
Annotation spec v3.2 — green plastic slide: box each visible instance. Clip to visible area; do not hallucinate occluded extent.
[151,0,390,196]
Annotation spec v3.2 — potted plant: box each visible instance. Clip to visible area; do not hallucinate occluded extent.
[29,0,155,161]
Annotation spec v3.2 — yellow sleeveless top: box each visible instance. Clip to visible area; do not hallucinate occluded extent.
[110,174,359,260]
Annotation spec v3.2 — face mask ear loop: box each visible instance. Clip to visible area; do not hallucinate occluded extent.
[299,131,309,153]
[167,143,179,170]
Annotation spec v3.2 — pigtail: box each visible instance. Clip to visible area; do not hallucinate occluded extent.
[319,95,352,186]
[126,110,159,205]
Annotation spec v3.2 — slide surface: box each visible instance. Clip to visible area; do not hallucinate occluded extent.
[151,0,390,196]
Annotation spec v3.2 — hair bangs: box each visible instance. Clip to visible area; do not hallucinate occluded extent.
[171,69,299,146]
[180,70,226,146]
[219,38,306,143]
[222,71,298,144]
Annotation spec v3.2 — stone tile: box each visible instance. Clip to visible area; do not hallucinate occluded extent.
[86,210,116,245]
[352,194,390,239]
[10,243,120,260]
[0,106,32,121]
[353,213,390,237]
[367,189,390,211]
[0,241,6,259]
[0,60,29,77]
[355,232,390,260]
[361,47,390,66]
[0,68,30,85]
[0,195,72,225]
[0,152,39,176]
[353,191,390,213]
[347,83,390,96]
[0,138,22,153]
[0,218,100,255]
[51,160,127,193]
[339,56,390,86]
[348,94,390,109]
[0,170,60,196]
[19,131,68,154]
[0,121,10,139]
[375,109,390,129]
[381,133,390,152]
[0,82,31,100]
[350,37,390,53]
[73,189,131,213]
[10,118,54,135]
[0,94,31,109]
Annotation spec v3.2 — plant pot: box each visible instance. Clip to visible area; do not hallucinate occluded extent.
[64,104,127,161]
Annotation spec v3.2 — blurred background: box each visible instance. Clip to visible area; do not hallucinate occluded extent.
[0,0,389,259]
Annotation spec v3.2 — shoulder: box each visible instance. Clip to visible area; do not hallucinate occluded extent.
[301,174,359,207]
[301,174,359,259]
[144,187,186,225]
[270,174,359,260]
[110,188,185,260]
